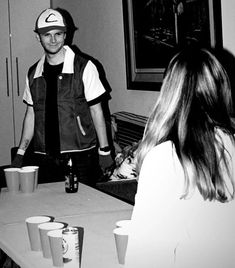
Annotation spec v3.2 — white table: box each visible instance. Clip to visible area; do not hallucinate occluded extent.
[0,182,133,268]
[0,182,132,225]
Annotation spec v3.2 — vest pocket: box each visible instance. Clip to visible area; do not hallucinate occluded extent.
[77,115,86,136]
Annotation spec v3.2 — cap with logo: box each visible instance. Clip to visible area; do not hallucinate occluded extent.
[35,8,67,34]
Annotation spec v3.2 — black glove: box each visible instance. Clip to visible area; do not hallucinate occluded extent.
[11,154,24,168]
[99,154,114,175]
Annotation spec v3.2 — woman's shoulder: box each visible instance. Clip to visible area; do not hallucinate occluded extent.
[145,140,175,162]
[142,140,184,183]
[142,140,182,178]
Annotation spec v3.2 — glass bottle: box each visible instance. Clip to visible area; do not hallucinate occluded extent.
[65,158,78,193]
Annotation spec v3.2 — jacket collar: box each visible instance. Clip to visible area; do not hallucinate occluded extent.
[33,45,75,78]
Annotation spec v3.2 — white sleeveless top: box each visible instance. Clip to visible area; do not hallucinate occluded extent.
[125,130,235,268]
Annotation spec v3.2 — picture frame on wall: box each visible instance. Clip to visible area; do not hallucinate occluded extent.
[122,0,223,91]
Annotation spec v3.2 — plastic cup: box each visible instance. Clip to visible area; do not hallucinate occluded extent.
[48,229,64,267]
[19,169,35,193]
[22,166,39,189]
[26,216,53,251]
[116,219,131,228]
[113,227,129,265]
[4,168,20,193]
[38,222,67,259]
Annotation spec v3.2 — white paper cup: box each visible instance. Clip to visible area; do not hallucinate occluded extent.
[48,229,64,267]
[22,166,39,189]
[19,169,35,193]
[113,227,129,265]
[39,222,66,259]
[116,219,131,228]
[26,216,53,251]
[4,168,20,193]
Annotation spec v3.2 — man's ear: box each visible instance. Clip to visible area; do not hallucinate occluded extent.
[35,33,41,42]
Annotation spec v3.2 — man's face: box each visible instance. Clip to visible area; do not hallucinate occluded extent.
[37,29,66,55]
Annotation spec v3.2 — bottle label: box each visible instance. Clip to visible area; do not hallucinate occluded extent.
[74,175,78,190]
[65,175,70,189]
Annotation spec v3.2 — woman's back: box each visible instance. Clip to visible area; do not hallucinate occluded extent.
[125,130,235,268]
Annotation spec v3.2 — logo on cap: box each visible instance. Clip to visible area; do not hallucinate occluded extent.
[45,13,58,23]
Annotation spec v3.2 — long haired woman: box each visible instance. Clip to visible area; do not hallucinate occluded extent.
[125,47,235,268]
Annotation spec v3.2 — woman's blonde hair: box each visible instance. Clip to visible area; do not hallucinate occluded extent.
[137,46,235,202]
